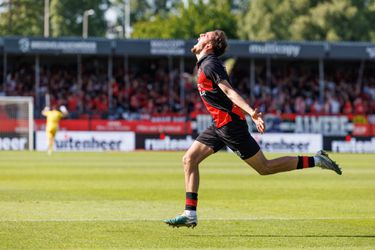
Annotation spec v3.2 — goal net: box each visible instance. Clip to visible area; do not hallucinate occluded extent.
[0,97,34,151]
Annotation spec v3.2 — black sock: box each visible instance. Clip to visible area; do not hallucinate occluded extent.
[185,192,198,211]
[297,156,315,169]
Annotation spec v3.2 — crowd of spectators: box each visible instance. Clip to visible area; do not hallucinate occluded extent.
[3,58,375,119]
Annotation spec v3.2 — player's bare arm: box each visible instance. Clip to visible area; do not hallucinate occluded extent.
[59,105,69,117]
[41,106,50,117]
[218,80,265,133]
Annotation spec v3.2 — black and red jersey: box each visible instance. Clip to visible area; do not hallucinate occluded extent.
[196,54,245,128]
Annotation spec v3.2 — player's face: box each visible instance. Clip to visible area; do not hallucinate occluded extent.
[191,31,214,54]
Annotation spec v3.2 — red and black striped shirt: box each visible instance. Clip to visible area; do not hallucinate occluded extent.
[196,54,245,128]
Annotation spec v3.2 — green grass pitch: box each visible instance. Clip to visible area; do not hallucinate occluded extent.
[0,151,374,249]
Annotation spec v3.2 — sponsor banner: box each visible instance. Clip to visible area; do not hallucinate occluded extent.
[0,120,29,133]
[36,131,135,152]
[115,39,326,58]
[329,43,374,60]
[323,136,375,153]
[136,134,194,151]
[252,133,322,153]
[196,114,373,136]
[247,42,325,58]
[294,115,353,135]
[0,133,28,151]
[5,37,111,55]
[150,40,185,55]
[34,119,192,134]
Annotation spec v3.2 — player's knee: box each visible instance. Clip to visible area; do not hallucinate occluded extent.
[182,154,197,171]
[182,154,192,167]
[255,168,271,176]
[254,162,273,176]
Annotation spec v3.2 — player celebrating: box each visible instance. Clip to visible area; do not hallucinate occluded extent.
[41,104,68,155]
[164,30,342,228]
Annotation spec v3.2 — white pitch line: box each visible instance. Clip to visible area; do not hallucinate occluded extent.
[0,217,373,222]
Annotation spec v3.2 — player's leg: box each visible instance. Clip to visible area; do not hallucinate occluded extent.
[164,125,224,228]
[244,149,298,175]
[245,149,342,175]
[46,129,56,155]
[183,140,214,193]
[217,119,342,175]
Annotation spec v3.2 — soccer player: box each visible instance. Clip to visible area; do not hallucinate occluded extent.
[41,105,68,155]
[164,30,342,228]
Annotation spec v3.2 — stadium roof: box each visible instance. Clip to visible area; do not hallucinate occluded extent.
[1,37,374,60]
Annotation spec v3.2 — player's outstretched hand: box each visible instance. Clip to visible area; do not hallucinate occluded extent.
[251,108,265,134]
[59,105,68,115]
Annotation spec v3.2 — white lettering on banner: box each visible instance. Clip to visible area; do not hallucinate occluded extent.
[19,38,97,54]
[249,43,301,57]
[136,125,183,133]
[145,136,194,151]
[36,131,135,151]
[332,138,375,153]
[295,116,352,135]
[55,137,122,151]
[150,40,185,55]
[253,133,322,153]
[260,139,309,152]
[0,137,27,150]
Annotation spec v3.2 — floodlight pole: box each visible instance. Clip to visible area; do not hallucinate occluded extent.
[319,58,325,104]
[250,59,255,104]
[124,0,131,38]
[44,0,50,37]
[83,9,95,39]
[2,53,6,94]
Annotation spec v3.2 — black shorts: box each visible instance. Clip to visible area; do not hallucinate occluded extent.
[196,119,260,160]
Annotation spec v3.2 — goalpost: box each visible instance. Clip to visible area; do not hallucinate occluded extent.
[0,96,34,151]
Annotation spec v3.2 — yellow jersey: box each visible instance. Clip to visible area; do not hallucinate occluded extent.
[45,110,63,131]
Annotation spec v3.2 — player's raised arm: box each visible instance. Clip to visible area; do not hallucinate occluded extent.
[41,106,50,117]
[218,80,265,133]
[59,105,69,117]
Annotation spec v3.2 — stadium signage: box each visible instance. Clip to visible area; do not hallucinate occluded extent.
[249,43,301,57]
[332,138,375,153]
[5,37,111,55]
[196,114,354,136]
[0,136,27,150]
[294,116,351,135]
[19,39,97,54]
[144,136,194,151]
[329,43,375,59]
[36,131,135,152]
[323,136,375,153]
[34,120,192,135]
[150,40,185,55]
[253,133,322,153]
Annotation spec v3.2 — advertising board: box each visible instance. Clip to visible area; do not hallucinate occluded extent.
[136,134,194,151]
[323,136,375,153]
[252,133,322,153]
[0,133,28,150]
[36,131,135,152]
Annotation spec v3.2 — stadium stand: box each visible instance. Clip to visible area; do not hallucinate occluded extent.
[1,38,375,119]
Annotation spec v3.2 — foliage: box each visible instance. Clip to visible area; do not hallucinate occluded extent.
[237,0,375,42]
[0,0,375,41]
[50,0,109,37]
[0,0,44,36]
[0,0,109,37]
[132,0,238,39]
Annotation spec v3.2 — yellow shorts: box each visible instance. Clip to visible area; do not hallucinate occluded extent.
[46,128,57,139]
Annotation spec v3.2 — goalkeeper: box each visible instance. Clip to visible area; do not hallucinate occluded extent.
[41,105,68,155]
